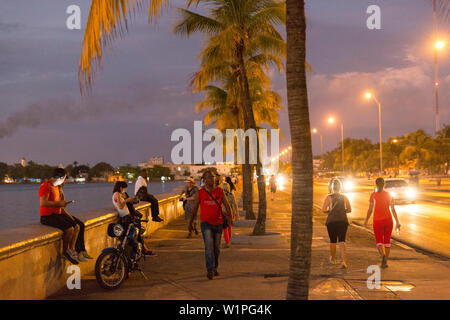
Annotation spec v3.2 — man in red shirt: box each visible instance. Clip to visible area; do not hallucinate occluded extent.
[189,170,232,280]
[39,168,80,264]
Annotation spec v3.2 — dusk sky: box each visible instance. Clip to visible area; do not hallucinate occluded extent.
[0,0,449,167]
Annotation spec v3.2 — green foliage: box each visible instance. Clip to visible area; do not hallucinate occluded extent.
[90,162,115,178]
[148,165,173,179]
[320,126,450,175]
[118,164,141,179]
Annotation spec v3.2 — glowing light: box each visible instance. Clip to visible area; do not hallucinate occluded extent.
[276,174,285,191]
[406,187,417,199]
[327,117,335,124]
[288,146,292,150]
[392,139,398,143]
[312,128,318,133]
[435,41,445,50]
[343,180,355,191]
[435,81,439,87]
[365,92,372,100]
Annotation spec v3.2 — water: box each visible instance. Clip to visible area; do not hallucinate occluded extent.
[0,181,185,231]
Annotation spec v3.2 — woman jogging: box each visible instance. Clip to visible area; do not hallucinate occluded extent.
[322,179,352,268]
[364,177,401,268]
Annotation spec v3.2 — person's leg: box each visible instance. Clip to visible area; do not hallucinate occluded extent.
[146,193,162,220]
[69,224,80,251]
[213,225,223,274]
[72,216,86,253]
[200,222,215,277]
[326,223,338,263]
[384,221,393,260]
[62,227,73,252]
[338,222,348,267]
[223,226,231,245]
[373,221,385,258]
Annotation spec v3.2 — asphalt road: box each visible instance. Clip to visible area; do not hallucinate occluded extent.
[313,182,450,258]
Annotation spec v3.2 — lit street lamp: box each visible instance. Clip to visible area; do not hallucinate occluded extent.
[365,91,383,174]
[327,117,345,173]
[433,0,446,134]
[312,128,324,156]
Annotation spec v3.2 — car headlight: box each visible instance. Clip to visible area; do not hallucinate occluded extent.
[344,180,355,191]
[405,188,416,199]
[113,224,124,237]
[389,191,397,198]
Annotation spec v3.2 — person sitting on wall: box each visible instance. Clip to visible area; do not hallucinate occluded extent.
[39,168,80,265]
[134,168,163,222]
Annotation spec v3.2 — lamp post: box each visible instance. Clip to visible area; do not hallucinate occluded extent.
[432,0,445,134]
[327,117,345,173]
[365,92,383,175]
[312,128,324,156]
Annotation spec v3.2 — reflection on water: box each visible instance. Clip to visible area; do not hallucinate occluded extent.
[0,181,185,231]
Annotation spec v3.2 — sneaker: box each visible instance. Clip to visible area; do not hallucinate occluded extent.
[152,216,164,222]
[77,253,87,262]
[63,250,79,265]
[207,272,214,280]
[80,251,94,259]
[144,250,157,257]
[329,256,336,265]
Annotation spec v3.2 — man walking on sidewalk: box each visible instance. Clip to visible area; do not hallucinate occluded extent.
[135,168,163,222]
[190,170,233,280]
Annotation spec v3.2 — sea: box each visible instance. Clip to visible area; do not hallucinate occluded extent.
[0,181,185,231]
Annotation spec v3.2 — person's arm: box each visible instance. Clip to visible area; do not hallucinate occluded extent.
[390,198,401,229]
[113,193,128,209]
[188,192,200,232]
[39,193,69,208]
[221,189,232,222]
[344,196,352,213]
[322,196,331,213]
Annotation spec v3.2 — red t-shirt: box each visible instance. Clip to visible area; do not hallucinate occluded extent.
[198,187,224,226]
[39,180,61,216]
[369,191,392,222]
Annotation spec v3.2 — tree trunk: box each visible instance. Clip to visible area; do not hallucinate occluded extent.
[236,42,266,229]
[285,0,313,300]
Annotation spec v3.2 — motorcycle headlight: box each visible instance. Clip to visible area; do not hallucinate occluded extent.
[113,224,124,237]
[344,180,355,191]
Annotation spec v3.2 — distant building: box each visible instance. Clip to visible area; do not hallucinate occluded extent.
[149,157,164,165]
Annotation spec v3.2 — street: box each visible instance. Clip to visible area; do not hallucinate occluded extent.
[314,181,450,258]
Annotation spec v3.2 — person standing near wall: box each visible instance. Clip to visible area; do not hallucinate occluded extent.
[189,170,232,280]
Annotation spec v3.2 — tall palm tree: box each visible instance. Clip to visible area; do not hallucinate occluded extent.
[285,0,312,300]
[174,0,285,234]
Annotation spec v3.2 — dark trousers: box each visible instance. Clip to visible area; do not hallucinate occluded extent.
[72,216,86,253]
[138,191,161,219]
[200,221,223,273]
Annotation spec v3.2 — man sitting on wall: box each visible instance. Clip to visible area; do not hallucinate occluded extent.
[39,168,79,264]
[135,168,163,222]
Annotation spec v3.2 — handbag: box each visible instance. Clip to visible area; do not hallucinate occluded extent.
[202,187,229,229]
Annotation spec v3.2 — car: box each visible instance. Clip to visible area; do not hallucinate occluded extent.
[383,178,417,204]
[328,176,355,193]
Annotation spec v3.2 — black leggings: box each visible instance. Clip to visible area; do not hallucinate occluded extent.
[326,221,348,243]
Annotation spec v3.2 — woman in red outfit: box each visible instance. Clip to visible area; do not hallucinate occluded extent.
[364,177,401,268]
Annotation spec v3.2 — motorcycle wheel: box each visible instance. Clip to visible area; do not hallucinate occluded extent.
[95,249,128,290]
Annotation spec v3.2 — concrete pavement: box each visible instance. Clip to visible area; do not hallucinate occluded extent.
[49,188,450,300]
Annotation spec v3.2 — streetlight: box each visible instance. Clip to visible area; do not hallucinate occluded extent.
[327,117,345,173]
[312,128,324,156]
[432,0,445,134]
[365,91,383,174]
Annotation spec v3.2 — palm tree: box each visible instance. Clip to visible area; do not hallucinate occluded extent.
[174,0,285,234]
[285,0,313,300]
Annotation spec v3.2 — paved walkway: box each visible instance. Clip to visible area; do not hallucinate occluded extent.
[50,189,450,300]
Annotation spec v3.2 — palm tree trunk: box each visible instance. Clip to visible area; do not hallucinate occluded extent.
[236,42,267,232]
[285,0,313,300]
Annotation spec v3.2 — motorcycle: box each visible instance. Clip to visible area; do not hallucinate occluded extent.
[95,213,148,289]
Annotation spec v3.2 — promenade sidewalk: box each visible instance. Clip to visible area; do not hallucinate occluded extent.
[50,190,450,300]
